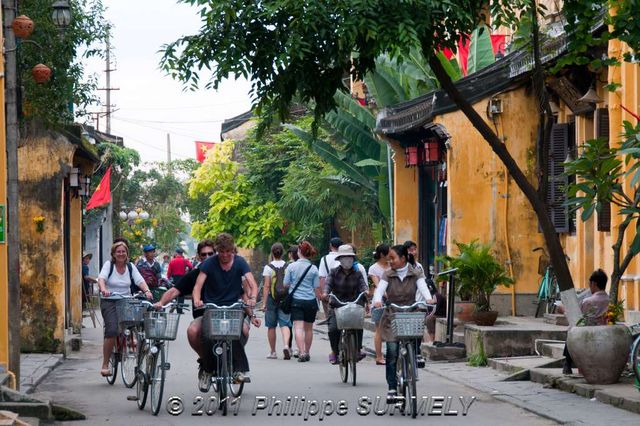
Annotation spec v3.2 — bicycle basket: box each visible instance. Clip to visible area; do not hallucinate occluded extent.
[144,311,180,340]
[115,299,144,327]
[335,304,365,329]
[390,312,426,339]
[202,309,244,340]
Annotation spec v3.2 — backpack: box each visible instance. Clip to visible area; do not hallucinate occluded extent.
[137,261,160,288]
[108,261,137,293]
[267,263,288,303]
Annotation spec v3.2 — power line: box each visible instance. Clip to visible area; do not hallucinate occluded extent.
[117,99,250,111]
[111,116,212,140]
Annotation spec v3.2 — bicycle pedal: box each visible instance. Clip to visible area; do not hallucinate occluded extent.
[162,362,171,371]
[126,395,138,401]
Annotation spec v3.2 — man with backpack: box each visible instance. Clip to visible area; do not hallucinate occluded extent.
[317,237,344,325]
[260,242,292,360]
[136,244,163,301]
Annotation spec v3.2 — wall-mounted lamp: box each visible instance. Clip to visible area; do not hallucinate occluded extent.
[578,86,603,104]
[549,100,560,115]
[69,167,80,188]
[78,175,91,197]
[51,0,73,35]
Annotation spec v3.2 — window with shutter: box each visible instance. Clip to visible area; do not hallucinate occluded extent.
[547,123,570,233]
[595,108,611,232]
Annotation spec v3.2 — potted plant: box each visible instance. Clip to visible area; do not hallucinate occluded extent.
[439,240,514,325]
[566,300,631,384]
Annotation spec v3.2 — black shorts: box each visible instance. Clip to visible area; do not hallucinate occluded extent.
[290,298,318,323]
[100,299,119,338]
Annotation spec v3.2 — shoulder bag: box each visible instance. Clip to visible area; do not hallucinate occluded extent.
[280,264,313,314]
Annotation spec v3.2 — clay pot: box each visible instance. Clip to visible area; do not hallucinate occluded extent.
[472,310,499,326]
[454,301,476,323]
[12,15,34,39]
[566,325,631,384]
[32,64,51,84]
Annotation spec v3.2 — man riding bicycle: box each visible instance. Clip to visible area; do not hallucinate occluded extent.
[192,233,261,388]
[136,244,164,300]
[322,244,368,365]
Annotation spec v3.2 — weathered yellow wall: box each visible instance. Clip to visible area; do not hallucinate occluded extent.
[70,185,83,331]
[18,135,75,352]
[0,7,9,367]
[387,140,419,244]
[436,87,545,296]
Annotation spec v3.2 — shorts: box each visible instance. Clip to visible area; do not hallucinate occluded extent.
[290,298,318,323]
[371,307,384,324]
[100,299,119,338]
[265,296,292,328]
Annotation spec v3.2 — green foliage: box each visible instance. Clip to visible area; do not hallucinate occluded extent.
[20,0,108,127]
[467,25,495,75]
[438,240,513,311]
[467,333,488,367]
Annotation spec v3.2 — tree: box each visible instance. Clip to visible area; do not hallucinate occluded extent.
[161,0,638,324]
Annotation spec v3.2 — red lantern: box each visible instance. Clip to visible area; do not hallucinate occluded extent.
[12,15,34,39]
[405,146,418,167]
[32,64,51,84]
[421,138,441,165]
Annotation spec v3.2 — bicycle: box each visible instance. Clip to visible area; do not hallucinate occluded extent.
[629,323,640,387]
[330,292,367,387]
[533,247,561,318]
[200,302,248,416]
[388,301,434,418]
[134,299,186,415]
[101,292,146,388]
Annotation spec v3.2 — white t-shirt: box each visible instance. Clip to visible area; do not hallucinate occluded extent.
[318,252,339,278]
[262,260,287,277]
[98,261,145,295]
[368,262,389,280]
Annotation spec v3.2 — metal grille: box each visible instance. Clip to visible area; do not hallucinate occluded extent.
[390,312,426,339]
[144,311,180,340]
[202,309,244,340]
[335,304,365,330]
[116,299,144,327]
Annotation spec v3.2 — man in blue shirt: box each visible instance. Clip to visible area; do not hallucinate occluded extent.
[193,233,260,390]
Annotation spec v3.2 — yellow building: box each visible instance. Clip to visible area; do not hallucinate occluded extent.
[376,20,640,318]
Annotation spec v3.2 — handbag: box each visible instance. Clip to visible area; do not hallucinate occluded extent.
[280,265,312,314]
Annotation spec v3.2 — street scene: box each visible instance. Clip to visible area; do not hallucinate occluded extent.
[2,0,640,425]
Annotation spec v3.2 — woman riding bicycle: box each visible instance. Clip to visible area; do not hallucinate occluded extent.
[372,244,434,401]
[323,244,369,365]
[97,241,153,377]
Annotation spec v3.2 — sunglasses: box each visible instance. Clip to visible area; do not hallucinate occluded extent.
[200,251,215,257]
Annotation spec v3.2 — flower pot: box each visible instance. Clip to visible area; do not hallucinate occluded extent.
[566,324,631,384]
[472,310,499,326]
[454,301,475,323]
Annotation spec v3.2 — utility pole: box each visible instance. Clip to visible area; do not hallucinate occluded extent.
[98,26,118,134]
[2,0,22,383]
[167,133,172,164]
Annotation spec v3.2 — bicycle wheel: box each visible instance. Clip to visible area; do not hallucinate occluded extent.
[150,344,166,416]
[535,276,548,318]
[106,344,118,385]
[395,344,407,412]
[136,350,149,410]
[631,336,640,383]
[121,331,138,388]
[348,332,357,387]
[217,343,228,415]
[338,332,348,383]
[406,343,418,418]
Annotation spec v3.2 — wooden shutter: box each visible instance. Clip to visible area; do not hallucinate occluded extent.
[547,123,570,233]
[596,108,611,232]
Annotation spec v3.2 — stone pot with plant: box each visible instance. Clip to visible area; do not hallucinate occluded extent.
[439,240,514,326]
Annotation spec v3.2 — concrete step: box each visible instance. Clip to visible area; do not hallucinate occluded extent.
[539,342,565,359]
[544,313,568,326]
[488,356,563,380]
[423,342,466,361]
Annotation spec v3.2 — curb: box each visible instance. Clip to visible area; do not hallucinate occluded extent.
[21,356,63,395]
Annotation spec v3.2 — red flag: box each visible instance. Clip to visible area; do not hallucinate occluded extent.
[86,166,112,210]
[490,34,506,57]
[195,141,216,163]
[458,36,470,76]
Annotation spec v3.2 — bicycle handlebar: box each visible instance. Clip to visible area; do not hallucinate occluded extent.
[194,301,247,312]
[387,301,436,311]
[329,292,367,306]
[100,291,143,300]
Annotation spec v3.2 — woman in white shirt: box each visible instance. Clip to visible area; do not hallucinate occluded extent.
[368,243,390,365]
[97,241,152,377]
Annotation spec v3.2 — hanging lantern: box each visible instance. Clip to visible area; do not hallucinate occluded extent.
[12,15,34,38]
[32,64,52,83]
[421,138,441,165]
[405,146,419,167]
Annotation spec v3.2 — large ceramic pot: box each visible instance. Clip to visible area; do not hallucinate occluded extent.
[454,301,476,323]
[472,310,499,326]
[566,324,631,384]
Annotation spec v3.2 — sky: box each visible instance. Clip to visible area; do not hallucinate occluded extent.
[82,0,253,163]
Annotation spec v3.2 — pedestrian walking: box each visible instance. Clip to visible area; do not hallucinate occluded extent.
[261,243,292,360]
[284,241,320,362]
[368,243,390,364]
[318,237,343,325]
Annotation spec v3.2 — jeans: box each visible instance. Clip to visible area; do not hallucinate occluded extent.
[385,342,399,390]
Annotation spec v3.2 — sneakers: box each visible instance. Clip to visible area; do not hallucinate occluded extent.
[234,372,251,383]
[198,367,211,392]
[298,353,310,363]
[283,347,291,360]
[417,355,426,368]
[328,353,338,365]
[386,390,398,403]
[267,352,278,359]
[293,349,300,358]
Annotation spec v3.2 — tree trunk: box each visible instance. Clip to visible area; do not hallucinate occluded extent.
[427,54,581,324]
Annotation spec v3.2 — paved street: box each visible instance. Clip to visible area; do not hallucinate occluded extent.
[31,310,554,426]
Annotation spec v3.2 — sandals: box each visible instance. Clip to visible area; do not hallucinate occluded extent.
[267,352,278,359]
[283,347,291,360]
[376,359,386,365]
[100,368,112,377]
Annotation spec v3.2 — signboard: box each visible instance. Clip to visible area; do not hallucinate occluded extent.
[0,205,4,243]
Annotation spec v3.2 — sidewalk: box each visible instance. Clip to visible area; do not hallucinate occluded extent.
[19,354,63,394]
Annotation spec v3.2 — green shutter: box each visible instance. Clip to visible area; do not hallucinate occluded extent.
[548,123,570,233]
[596,108,611,232]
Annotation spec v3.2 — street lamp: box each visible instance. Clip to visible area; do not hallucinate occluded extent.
[139,211,150,220]
[118,211,127,221]
[127,210,138,220]
[51,1,72,33]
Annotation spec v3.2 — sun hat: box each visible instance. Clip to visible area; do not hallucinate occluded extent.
[82,252,92,259]
[334,244,356,259]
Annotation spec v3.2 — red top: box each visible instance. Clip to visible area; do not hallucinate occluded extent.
[167,256,193,279]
